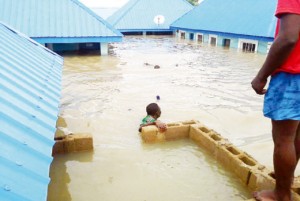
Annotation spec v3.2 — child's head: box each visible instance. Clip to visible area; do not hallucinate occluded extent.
[146,103,161,119]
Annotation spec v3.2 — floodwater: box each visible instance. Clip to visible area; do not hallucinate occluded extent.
[48,36,278,201]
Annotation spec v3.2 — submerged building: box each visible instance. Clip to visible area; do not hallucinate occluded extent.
[170,0,277,53]
[107,0,194,35]
[0,0,123,55]
[0,22,63,201]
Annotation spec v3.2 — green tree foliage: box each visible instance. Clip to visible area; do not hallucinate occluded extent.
[187,0,198,6]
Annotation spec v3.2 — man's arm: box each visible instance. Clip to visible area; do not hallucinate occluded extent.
[251,14,300,95]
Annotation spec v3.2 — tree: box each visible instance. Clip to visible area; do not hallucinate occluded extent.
[187,0,199,6]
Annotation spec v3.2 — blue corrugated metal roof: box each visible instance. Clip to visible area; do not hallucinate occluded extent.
[107,0,194,32]
[0,22,63,201]
[0,0,123,43]
[171,0,277,39]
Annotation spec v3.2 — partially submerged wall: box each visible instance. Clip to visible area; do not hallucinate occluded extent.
[140,120,300,201]
[52,116,93,155]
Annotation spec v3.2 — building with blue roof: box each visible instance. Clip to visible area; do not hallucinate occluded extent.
[0,0,123,55]
[107,0,194,35]
[170,0,277,53]
[0,22,63,201]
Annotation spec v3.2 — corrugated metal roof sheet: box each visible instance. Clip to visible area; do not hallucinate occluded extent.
[107,0,194,32]
[0,0,122,43]
[0,22,63,201]
[171,0,277,39]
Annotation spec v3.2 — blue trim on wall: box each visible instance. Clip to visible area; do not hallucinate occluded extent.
[33,37,122,44]
[119,29,174,32]
[171,27,274,42]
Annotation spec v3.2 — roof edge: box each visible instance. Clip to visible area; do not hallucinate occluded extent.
[0,21,63,61]
[71,0,123,37]
[33,36,123,43]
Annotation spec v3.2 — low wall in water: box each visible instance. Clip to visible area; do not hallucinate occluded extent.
[140,120,300,201]
[52,117,94,155]
[52,133,93,155]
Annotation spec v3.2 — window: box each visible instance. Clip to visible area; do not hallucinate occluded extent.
[223,39,230,47]
[180,32,185,39]
[238,39,258,53]
[189,33,194,40]
[209,34,217,46]
[197,34,203,43]
[242,43,256,52]
[210,37,217,46]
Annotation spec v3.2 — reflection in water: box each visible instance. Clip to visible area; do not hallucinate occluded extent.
[48,36,273,201]
[48,151,94,201]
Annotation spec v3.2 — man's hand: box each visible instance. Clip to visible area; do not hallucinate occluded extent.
[251,76,268,95]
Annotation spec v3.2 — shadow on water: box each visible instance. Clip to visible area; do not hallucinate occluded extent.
[48,151,94,201]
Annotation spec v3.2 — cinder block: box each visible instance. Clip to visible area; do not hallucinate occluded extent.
[215,144,242,170]
[292,191,300,201]
[190,124,260,185]
[52,140,65,155]
[214,144,253,184]
[73,134,93,152]
[189,125,203,144]
[235,154,258,184]
[216,145,243,167]
[225,145,242,156]
[164,123,189,140]
[247,169,275,191]
[54,127,66,140]
[181,120,199,125]
[190,125,219,154]
[64,135,76,153]
[141,126,159,143]
[156,132,166,142]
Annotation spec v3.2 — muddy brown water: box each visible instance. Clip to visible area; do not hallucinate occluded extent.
[47,36,284,201]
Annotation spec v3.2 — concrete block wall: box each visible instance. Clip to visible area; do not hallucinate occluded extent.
[140,120,198,143]
[52,133,93,155]
[140,120,300,200]
[53,116,94,155]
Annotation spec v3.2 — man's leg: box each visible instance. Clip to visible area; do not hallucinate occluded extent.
[295,124,300,161]
[273,120,299,200]
[254,120,299,201]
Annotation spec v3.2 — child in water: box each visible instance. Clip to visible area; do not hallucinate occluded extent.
[139,103,167,132]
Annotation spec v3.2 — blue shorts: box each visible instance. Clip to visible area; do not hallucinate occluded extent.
[264,72,300,120]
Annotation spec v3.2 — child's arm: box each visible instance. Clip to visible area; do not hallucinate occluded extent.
[139,122,156,132]
[138,120,167,132]
[155,120,167,132]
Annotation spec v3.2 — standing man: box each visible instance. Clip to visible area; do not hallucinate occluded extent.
[251,0,300,200]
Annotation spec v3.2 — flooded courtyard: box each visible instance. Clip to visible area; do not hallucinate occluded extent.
[48,36,275,201]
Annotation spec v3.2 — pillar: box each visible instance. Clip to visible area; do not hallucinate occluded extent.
[47,43,54,51]
[100,43,108,56]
